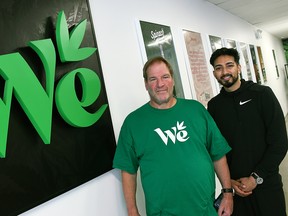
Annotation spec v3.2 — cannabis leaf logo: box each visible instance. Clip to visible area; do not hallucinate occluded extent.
[0,10,107,158]
[177,121,186,130]
[56,11,96,62]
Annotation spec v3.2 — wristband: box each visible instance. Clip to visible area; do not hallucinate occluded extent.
[221,188,233,193]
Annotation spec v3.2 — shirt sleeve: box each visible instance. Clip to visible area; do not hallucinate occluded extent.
[113,118,139,174]
[254,87,288,178]
[205,108,231,161]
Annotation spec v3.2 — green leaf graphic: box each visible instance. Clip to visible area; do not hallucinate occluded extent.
[56,10,96,62]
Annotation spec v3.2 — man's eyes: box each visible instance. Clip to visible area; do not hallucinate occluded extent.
[148,75,170,81]
[214,64,235,71]
[214,67,222,71]
[163,75,170,79]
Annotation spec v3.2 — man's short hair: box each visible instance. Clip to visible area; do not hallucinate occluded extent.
[143,56,174,81]
[209,47,240,66]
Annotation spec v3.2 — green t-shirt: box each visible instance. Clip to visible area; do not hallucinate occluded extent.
[113,98,231,216]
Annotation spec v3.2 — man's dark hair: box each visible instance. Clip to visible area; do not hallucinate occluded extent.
[209,47,240,66]
[143,56,174,81]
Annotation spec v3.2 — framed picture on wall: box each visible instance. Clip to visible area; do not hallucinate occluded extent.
[283,39,288,63]
[207,35,224,91]
[272,49,280,78]
[224,38,237,49]
[208,35,223,53]
[249,44,262,84]
[182,29,214,107]
[136,20,185,98]
[257,46,267,82]
[238,42,253,81]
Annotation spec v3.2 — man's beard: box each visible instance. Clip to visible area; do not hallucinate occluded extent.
[219,74,239,88]
[151,94,171,105]
[148,90,173,106]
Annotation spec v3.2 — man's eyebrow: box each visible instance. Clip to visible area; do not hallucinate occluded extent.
[215,61,234,67]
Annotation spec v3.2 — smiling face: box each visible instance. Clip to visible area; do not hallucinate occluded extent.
[145,61,175,109]
[213,55,241,92]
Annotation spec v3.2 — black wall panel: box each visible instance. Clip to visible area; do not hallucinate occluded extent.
[0,0,116,215]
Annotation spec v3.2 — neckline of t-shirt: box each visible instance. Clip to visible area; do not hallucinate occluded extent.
[147,98,180,112]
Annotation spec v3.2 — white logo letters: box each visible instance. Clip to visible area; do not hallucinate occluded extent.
[154,121,190,145]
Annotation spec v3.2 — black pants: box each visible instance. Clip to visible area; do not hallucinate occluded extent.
[232,186,286,216]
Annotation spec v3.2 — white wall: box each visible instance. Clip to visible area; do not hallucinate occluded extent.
[21,0,288,215]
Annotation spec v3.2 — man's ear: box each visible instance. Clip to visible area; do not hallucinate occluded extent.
[144,80,148,90]
[238,64,242,74]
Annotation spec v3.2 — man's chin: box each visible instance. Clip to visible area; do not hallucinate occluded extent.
[220,81,234,88]
[154,97,170,105]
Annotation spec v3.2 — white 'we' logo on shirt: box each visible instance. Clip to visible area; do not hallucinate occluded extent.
[154,121,190,145]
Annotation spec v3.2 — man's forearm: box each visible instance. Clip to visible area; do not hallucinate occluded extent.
[122,171,140,216]
[214,156,232,189]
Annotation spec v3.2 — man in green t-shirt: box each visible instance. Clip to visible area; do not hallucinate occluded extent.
[113,56,233,216]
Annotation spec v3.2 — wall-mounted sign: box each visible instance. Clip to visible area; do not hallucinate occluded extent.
[0,0,116,215]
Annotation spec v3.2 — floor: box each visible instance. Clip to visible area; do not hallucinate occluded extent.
[279,115,288,211]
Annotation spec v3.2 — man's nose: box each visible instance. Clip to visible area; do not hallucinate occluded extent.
[221,66,230,74]
[157,78,165,87]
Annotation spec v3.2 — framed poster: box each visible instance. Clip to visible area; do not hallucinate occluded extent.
[239,42,253,81]
[138,20,184,98]
[283,38,288,63]
[257,46,267,82]
[0,0,116,215]
[249,44,261,84]
[182,30,214,107]
[208,35,223,52]
[207,35,224,91]
[272,49,280,78]
[224,39,237,49]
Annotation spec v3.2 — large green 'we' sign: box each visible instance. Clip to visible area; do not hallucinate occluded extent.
[0,11,107,158]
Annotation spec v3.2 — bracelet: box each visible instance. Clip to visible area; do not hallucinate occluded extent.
[221,188,233,193]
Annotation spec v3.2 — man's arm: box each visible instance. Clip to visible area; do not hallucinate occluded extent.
[254,87,288,178]
[122,171,140,216]
[214,156,233,216]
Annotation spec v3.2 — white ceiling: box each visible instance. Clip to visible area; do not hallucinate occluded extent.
[206,0,288,40]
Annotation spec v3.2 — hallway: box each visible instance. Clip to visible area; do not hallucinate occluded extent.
[279,115,288,211]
